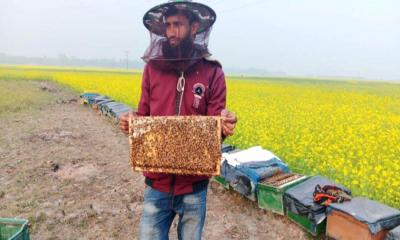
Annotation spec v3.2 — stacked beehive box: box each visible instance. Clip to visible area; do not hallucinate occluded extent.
[129,116,222,176]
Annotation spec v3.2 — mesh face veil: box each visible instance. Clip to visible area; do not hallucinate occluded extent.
[142,0,216,72]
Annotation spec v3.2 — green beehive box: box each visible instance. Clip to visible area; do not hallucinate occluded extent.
[0,218,30,240]
[213,176,230,189]
[257,175,308,215]
[283,175,350,236]
[286,210,326,236]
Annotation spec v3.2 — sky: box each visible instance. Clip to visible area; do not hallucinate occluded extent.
[1,0,399,80]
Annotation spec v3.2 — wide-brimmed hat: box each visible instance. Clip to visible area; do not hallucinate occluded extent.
[143,0,216,36]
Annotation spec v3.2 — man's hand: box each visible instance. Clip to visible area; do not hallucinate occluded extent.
[221,109,237,138]
[119,111,136,135]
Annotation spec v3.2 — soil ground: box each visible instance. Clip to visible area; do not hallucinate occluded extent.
[0,80,310,239]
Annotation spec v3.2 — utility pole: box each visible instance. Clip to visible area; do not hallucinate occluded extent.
[124,50,129,71]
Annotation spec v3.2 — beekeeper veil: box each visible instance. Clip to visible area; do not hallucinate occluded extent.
[142,0,216,71]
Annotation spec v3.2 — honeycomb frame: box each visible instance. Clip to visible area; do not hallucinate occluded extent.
[129,116,222,176]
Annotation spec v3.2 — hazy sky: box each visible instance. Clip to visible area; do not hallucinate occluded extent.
[1,0,399,80]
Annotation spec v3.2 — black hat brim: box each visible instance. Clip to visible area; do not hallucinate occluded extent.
[143,1,216,36]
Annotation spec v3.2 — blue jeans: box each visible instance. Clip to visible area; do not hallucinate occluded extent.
[139,186,208,240]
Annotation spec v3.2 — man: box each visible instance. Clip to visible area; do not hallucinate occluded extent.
[120,1,237,239]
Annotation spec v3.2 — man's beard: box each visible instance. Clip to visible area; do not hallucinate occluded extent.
[162,35,194,60]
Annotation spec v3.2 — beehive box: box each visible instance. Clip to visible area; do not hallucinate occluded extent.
[0,218,30,240]
[220,160,257,201]
[257,173,308,215]
[326,197,400,240]
[326,211,388,240]
[284,176,351,236]
[129,116,222,176]
[286,210,327,236]
[212,176,230,189]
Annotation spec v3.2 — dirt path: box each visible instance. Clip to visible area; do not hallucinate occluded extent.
[0,81,309,239]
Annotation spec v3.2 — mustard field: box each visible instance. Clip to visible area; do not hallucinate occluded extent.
[1,65,399,209]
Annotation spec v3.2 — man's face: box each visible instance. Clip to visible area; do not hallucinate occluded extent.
[165,15,198,47]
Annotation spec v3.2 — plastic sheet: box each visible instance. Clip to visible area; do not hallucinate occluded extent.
[221,144,235,153]
[386,225,400,240]
[284,175,351,224]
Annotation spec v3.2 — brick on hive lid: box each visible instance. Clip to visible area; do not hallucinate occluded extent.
[129,116,222,176]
